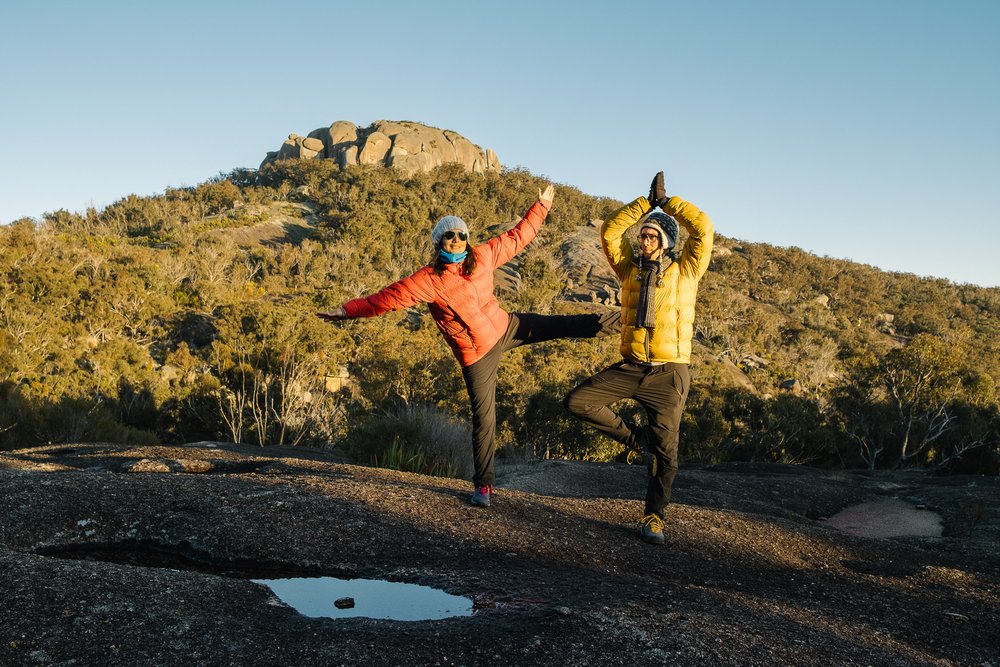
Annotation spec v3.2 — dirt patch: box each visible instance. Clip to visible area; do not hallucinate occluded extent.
[204,201,319,246]
[824,500,944,539]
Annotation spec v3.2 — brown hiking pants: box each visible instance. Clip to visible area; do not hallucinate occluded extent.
[564,361,690,519]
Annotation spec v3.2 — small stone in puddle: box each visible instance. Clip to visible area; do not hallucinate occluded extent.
[334,597,355,609]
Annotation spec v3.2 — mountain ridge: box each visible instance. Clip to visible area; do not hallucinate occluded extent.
[2,129,998,473]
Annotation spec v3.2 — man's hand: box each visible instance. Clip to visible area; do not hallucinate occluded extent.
[316,308,347,322]
[538,184,556,207]
[648,171,667,208]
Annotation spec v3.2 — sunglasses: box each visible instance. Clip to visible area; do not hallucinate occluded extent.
[442,231,468,241]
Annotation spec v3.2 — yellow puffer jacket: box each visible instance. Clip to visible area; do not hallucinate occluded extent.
[601,195,714,363]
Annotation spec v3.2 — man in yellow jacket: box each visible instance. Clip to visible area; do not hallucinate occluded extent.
[565,171,714,545]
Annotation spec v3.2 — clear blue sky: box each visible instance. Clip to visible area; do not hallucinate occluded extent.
[2,1,998,287]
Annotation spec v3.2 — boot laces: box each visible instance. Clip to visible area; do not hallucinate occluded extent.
[640,513,663,533]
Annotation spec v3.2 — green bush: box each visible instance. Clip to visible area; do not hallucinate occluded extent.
[342,403,471,479]
[2,158,998,474]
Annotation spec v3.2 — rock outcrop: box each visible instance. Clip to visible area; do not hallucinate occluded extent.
[261,120,501,176]
[2,443,998,666]
[558,224,621,305]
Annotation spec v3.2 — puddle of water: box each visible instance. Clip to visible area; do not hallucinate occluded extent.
[253,577,473,621]
[37,542,473,621]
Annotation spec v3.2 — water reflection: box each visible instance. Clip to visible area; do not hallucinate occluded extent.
[254,576,473,621]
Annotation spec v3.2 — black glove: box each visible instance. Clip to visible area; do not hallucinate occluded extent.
[648,171,667,208]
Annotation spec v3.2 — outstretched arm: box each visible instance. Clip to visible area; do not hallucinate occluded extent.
[317,269,437,322]
[483,185,556,269]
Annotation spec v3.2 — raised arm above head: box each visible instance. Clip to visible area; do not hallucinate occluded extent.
[483,184,556,269]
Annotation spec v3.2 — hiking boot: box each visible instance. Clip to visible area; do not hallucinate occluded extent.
[471,485,492,508]
[640,513,665,545]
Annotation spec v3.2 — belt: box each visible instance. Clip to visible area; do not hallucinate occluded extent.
[626,359,667,367]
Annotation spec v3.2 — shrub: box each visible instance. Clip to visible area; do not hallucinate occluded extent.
[342,403,471,479]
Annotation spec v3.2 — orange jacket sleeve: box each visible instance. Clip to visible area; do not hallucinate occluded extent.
[342,267,438,318]
[480,199,550,269]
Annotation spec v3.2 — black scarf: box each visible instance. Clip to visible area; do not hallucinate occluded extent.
[634,257,661,329]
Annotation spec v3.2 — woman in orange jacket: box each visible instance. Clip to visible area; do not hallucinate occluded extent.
[319,185,618,507]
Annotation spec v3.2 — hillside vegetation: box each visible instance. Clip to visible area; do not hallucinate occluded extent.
[2,160,998,474]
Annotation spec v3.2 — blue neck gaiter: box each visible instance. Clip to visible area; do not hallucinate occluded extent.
[439,249,468,263]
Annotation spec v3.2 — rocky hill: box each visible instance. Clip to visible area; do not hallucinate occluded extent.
[4,123,999,472]
[261,119,501,175]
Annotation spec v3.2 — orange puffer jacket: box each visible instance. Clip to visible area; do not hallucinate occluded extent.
[342,200,550,367]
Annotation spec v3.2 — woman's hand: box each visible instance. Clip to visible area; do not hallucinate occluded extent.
[538,184,556,207]
[316,307,348,322]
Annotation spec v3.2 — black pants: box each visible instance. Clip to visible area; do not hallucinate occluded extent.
[564,361,690,519]
[462,311,620,487]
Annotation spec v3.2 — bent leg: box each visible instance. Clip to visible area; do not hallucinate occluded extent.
[634,363,690,519]
[563,361,643,445]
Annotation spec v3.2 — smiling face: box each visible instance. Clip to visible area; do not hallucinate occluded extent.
[639,229,662,260]
[440,230,468,254]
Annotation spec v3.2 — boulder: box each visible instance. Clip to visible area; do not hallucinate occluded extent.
[320,121,360,164]
[158,364,181,383]
[275,139,300,161]
[341,145,359,167]
[876,313,897,334]
[328,120,358,145]
[301,137,324,153]
[358,131,392,165]
[299,145,321,160]
[444,130,489,174]
[486,148,500,171]
[779,378,803,393]
[390,151,438,175]
[740,353,771,370]
[270,134,323,163]
[306,127,325,142]
[262,120,500,175]
[691,341,757,392]
[557,226,619,304]
[324,366,357,396]
[713,245,733,259]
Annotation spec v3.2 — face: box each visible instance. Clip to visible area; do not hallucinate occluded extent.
[639,229,662,259]
[440,229,468,254]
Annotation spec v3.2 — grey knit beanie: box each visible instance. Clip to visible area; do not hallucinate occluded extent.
[432,215,470,246]
[640,212,678,250]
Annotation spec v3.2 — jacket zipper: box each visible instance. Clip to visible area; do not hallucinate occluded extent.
[677,307,682,358]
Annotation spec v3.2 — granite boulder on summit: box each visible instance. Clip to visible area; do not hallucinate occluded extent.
[261,120,501,176]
